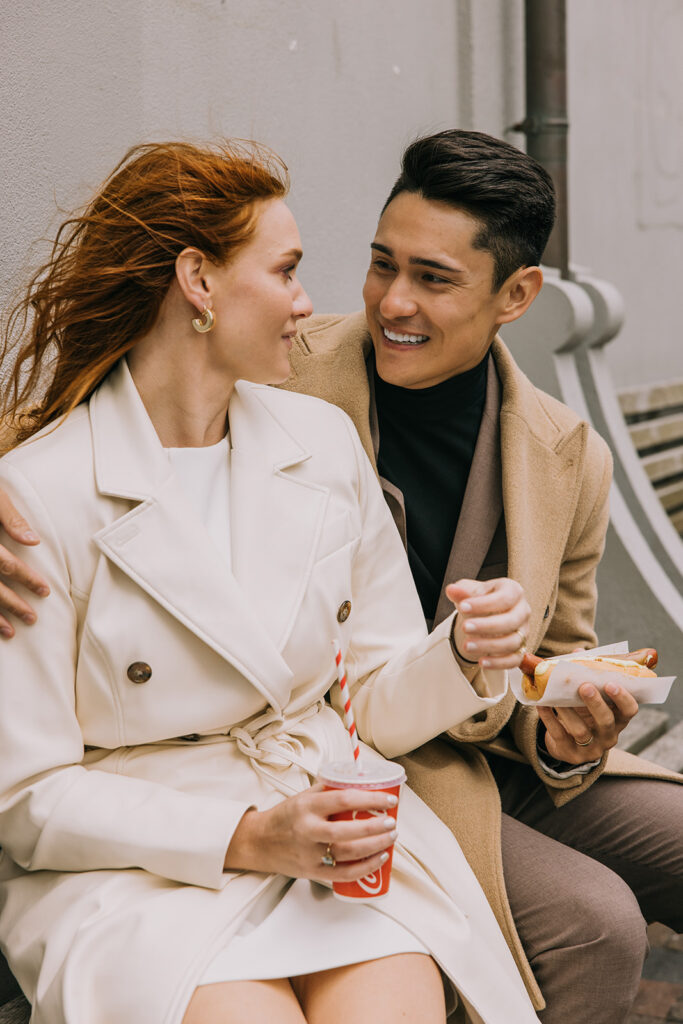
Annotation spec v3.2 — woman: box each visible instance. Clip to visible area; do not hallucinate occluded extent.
[0,141,536,1024]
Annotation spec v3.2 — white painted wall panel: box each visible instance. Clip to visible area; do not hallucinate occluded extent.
[2,1,680,387]
[1,0,461,320]
[567,0,683,386]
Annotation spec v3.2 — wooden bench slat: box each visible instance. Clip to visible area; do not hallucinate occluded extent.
[618,377,683,534]
[628,412,683,452]
[640,445,683,483]
[619,380,683,417]
[654,479,683,512]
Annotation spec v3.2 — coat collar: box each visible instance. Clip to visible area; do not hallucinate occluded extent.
[492,338,588,646]
[290,311,374,462]
[289,315,588,648]
[89,360,327,714]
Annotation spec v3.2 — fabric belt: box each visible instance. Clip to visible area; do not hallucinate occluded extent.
[227,700,326,796]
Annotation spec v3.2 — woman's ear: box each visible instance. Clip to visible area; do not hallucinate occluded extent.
[175,248,210,314]
[495,266,543,327]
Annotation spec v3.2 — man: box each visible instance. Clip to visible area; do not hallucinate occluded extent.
[2,130,682,1023]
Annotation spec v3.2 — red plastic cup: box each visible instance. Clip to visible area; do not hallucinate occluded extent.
[319,759,406,901]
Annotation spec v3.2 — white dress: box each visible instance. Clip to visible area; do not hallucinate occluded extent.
[165,439,432,987]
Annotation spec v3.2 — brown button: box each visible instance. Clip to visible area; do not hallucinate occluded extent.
[337,600,352,624]
[127,661,152,684]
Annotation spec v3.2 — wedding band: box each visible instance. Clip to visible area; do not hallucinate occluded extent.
[321,844,336,868]
[575,734,594,747]
[515,629,527,654]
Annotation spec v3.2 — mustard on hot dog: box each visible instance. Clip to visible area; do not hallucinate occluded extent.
[520,649,658,702]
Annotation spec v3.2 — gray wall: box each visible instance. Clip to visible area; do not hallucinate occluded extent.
[567,0,683,388]
[2,0,681,387]
[1,0,521,332]
[2,0,464,322]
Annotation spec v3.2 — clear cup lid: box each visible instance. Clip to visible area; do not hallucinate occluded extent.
[318,759,406,789]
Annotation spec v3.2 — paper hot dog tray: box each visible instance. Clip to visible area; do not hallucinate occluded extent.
[510,641,677,707]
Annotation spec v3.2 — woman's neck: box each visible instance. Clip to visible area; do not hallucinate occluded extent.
[126,295,233,448]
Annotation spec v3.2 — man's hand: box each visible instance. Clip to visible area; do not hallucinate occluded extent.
[447,577,531,670]
[537,683,639,765]
[0,490,49,637]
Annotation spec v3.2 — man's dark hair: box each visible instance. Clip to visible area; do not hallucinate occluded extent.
[383,130,556,291]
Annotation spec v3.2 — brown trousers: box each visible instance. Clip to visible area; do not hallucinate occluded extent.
[491,758,683,1024]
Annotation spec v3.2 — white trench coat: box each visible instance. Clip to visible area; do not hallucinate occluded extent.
[0,361,539,1024]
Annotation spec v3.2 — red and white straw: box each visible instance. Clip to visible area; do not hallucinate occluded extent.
[333,640,361,771]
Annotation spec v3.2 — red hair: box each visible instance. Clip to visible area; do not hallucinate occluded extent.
[1,140,288,443]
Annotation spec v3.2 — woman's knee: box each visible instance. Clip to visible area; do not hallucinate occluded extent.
[182,978,306,1024]
[293,953,447,1024]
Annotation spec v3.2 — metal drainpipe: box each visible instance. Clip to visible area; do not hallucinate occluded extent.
[512,0,569,277]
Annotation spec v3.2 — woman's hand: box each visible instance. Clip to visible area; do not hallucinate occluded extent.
[447,577,530,670]
[224,783,398,883]
[0,490,50,637]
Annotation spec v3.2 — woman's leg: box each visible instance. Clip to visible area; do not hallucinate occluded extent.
[291,953,447,1024]
[182,954,446,1024]
[182,978,307,1024]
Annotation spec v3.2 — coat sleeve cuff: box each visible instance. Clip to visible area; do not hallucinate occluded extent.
[356,613,509,759]
[510,706,608,796]
[537,745,601,779]
[19,769,254,890]
[446,612,508,701]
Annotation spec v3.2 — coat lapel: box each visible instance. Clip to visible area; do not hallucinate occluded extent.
[227,383,329,654]
[288,312,374,462]
[89,363,326,714]
[494,339,587,648]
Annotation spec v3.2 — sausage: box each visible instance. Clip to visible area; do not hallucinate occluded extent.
[520,648,657,677]
[519,648,658,701]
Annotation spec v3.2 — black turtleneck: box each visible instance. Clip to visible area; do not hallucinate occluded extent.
[375,353,489,622]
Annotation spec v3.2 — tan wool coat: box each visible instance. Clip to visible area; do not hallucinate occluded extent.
[282,311,683,1009]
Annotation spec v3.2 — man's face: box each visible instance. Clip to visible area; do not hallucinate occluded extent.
[363,191,511,389]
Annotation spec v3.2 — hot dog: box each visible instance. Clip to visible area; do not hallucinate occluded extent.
[520,648,658,702]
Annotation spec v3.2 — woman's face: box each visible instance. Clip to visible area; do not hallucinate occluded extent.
[207,198,313,386]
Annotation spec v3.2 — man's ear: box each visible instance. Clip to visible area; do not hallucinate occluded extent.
[175,247,211,314]
[495,266,543,327]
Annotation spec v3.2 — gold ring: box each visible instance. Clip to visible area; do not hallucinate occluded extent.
[575,734,594,747]
[515,629,527,654]
[321,844,336,868]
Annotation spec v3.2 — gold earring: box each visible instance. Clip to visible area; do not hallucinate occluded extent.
[191,306,215,333]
